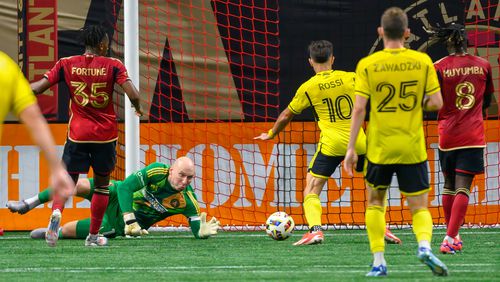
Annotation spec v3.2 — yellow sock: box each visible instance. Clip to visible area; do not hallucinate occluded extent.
[412,208,432,243]
[366,205,385,253]
[303,193,322,228]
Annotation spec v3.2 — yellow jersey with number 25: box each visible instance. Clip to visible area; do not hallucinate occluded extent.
[355,48,440,164]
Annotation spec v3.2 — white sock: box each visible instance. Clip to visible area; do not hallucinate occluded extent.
[24,196,41,210]
[445,235,454,244]
[418,240,431,249]
[373,252,386,266]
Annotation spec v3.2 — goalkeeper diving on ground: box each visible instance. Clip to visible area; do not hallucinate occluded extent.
[8,157,220,243]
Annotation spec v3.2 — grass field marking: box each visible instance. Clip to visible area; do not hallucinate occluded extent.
[1,229,499,240]
[0,263,495,273]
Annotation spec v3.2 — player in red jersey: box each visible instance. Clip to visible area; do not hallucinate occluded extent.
[31,25,143,247]
[429,23,494,254]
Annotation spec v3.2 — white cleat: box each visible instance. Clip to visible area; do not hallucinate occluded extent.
[85,234,108,247]
[30,228,48,239]
[46,209,61,247]
[7,200,30,214]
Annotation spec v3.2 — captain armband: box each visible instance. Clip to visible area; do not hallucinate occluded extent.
[267,129,275,139]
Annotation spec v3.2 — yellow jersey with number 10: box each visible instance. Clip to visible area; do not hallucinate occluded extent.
[0,51,37,140]
[355,48,440,164]
[288,70,366,156]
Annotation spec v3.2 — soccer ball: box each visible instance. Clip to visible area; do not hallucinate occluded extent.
[265,211,295,240]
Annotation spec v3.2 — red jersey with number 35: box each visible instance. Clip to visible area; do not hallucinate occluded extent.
[434,54,494,150]
[44,54,130,142]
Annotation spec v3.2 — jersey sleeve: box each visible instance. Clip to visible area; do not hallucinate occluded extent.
[287,83,310,114]
[112,59,131,85]
[43,59,64,85]
[11,64,36,116]
[354,59,371,98]
[423,55,440,96]
[184,188,204,238]
[117,162,169,213]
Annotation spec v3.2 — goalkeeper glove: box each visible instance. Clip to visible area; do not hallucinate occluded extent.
[123,212,149,237]
[198,212,220,239]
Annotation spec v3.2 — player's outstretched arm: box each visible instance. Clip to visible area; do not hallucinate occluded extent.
[121,80,143,116]
[254,108,295,140]
[30,77,52,95]
[19,104,74,197]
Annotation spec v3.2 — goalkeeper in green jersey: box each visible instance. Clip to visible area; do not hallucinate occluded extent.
[9,157,220,242]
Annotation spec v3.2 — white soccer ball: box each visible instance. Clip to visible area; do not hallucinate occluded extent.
[265,211,295,241]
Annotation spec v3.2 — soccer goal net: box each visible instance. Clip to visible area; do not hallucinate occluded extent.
[109,0,499,230]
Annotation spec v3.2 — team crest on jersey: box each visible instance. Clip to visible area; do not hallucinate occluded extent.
[170,199,180,208]
[162,194,186,209]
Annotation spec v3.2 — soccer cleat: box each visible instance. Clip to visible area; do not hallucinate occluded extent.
[293,230,324,246]
[6,200,30,214]
[45,209,61,247]
[440,236,463,254]
[366,264,388,277]
[85,234,108,247]
[384,227,402,244]
[454,235,463,251]
[30,228,48,239]
[417,247,448,276]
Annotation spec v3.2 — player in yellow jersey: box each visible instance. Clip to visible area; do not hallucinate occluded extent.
[344,7,448,277]
[255,40,368,245]
[0,51,73,199]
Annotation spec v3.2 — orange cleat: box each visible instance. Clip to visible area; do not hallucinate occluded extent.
[384,227,402,244]
[293,230,324,246]
[440,236,462,254]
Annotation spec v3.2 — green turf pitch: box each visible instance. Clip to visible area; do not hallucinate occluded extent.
[0,229,498,281]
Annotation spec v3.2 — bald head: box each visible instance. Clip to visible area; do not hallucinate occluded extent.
[168,156,195,191]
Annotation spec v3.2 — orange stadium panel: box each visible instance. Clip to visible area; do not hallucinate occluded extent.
[0,121,499,230]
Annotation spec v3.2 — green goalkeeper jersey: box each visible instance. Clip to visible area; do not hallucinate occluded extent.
[115,162,204,237]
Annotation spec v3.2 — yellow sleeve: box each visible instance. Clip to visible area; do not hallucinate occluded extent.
[423,54,440,96]
[354,58,370,98]
[287,82,310,114]
[11,61,36,116]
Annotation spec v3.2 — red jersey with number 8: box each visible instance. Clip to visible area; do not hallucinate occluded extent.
[434,54,494,150]
[44,54,130,142]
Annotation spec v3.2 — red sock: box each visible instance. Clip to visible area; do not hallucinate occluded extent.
[447,193,469,238]
[52,193,66,213]
[442,194,454,225]
[89,189,109,235]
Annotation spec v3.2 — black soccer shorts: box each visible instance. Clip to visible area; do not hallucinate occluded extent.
[364,159,430,196]
[439,148,484,176]
[62,139,117,174]
[308,149,365,178]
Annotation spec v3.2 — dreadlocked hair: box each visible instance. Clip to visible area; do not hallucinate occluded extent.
[81,25,107,49]
[427,22,467,52]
